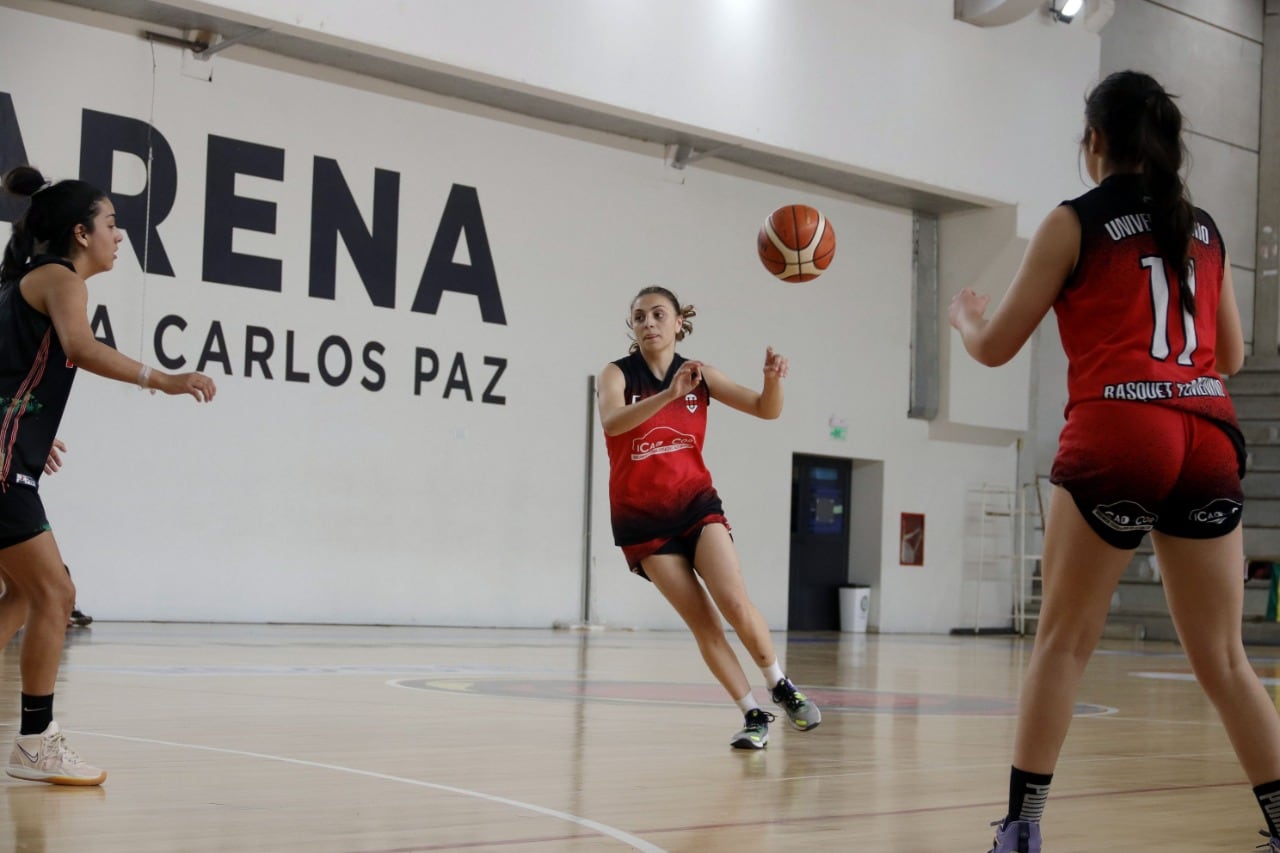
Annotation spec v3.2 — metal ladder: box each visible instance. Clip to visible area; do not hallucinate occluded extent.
[968,480,1044,634]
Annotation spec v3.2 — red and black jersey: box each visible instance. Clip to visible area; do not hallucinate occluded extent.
[604,350,724,547]
[0,257,79,492]
[1055,174,1240,444]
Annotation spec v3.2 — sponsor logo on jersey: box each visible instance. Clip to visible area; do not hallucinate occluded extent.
[630,426,697,461]
[13,473,36,487]
[685,393,698,413]
[1092,500,1157,532]
[1188,498,1242,526]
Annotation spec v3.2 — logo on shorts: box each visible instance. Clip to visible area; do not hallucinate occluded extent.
[1188,498,1242,525]
[630,426,697,461]
[685,393,699,413]
[13,473,36,487]
[1093,501,1157,532]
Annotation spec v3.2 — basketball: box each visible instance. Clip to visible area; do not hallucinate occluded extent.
[757,204,836,282]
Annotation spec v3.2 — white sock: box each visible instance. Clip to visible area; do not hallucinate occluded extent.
[735,692,760,714]
[761,660,785,688]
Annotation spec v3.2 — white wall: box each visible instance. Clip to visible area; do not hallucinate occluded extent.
[0,1,1105,631]
[1033,0,1265,477]
[142,0,1101,237]
[1101,0,1262,349]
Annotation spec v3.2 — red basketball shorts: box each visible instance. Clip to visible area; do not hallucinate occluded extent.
[1050,402,1244,550]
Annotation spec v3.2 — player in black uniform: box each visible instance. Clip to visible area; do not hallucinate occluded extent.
[0,166,215,785]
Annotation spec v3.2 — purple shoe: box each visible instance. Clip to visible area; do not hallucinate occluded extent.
[988,819,1041,853]
[1257,831,1280,851]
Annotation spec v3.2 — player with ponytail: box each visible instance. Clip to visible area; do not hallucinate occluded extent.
[0,165,216,786]
[950,71,1280,851]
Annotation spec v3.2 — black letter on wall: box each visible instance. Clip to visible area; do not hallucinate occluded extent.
[309,158,399,309]
[412,184,506,324]
[0,93,30,223]
[89,305,116,349]
[155,314,187,369]
[203,134,283,291]
[79,109,178,275]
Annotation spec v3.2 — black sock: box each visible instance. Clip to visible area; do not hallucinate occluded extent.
[1007,766,1053,823]
[19,692,53,736]
[1255,780,1280,837]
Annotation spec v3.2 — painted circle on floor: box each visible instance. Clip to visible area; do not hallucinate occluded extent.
[390,678,1115,717]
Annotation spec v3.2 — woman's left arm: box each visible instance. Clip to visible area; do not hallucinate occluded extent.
[702,347,788,419]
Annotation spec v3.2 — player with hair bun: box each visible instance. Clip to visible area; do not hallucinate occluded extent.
[597,285,821,749]
[0,164,216,786]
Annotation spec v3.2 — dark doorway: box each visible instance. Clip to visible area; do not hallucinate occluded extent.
[788,454,852,630]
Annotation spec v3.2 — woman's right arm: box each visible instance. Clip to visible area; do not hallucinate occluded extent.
[598,361,698,436]
[949,205,1079,367]
[27,266,215,401]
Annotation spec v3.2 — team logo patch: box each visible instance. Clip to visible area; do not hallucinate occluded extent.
[1092,500,1157,532]
[13,473,36,488]
[1188,498,1242,526]
[630,426,697,461]
[685,393,698,413]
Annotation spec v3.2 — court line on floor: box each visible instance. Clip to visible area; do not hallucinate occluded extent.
[349,835,633,852]
[68,729,665,853]
[631,779,1247,836]
[769,746,1241,782]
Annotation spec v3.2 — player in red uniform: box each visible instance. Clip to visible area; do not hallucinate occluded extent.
[598,285,820,748]
[950,71,1280,852]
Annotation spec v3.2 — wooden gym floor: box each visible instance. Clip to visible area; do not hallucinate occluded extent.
[0,623,1274,851]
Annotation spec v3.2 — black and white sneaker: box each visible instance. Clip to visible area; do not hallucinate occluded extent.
[771,677,821,731]
[730,708,774,750]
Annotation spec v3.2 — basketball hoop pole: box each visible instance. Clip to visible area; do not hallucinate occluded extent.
[580,374,596,624]
[555,375,603,631]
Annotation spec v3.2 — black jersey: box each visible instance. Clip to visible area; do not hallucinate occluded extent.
[0,257,79,491]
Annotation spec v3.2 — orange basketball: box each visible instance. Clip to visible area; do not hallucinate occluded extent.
[757,204,836,282]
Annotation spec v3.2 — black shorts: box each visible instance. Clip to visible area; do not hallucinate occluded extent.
[652,527,706,561]
[1051,402,1244,549]
[623,514,731,581]
[0,484,50,550]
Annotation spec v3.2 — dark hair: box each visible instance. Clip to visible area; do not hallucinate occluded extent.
[1084,71,1196,314]
[628,286,696,353]
[1,166,107,282]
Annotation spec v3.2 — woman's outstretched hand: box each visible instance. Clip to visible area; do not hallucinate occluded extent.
[948,288,990,331]
[155,371,218,402]
[763,347,789,380]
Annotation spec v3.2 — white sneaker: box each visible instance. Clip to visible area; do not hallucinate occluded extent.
[7,721,106,786]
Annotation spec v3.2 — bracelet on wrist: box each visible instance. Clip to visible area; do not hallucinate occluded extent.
[137,365,156,395]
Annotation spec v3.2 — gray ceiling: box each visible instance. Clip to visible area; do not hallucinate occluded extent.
[42,0,984,215]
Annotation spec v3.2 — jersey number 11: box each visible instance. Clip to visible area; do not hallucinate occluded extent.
[1142,255,1198,367]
